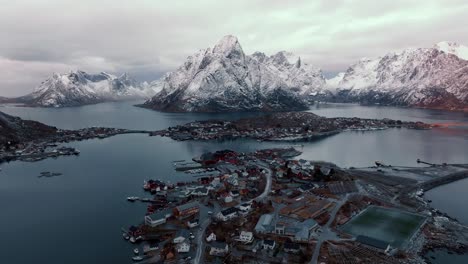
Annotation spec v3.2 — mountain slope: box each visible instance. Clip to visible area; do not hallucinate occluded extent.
[324,42,468,111]
[141,35,325,112]
[16,71,160,107]
[0,111,57,147]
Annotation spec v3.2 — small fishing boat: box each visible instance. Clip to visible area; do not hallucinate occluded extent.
[127,196,139,202]
[132,256,143,261]
[133,248,139,254]
[123,233,130,240]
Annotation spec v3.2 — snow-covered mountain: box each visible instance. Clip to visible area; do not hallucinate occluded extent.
[435,41,468,60]
[18,71,160,107]
[324,42,468,111]
[141,35,325,112]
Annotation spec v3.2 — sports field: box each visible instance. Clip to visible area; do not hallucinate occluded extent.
[341,206,426,248]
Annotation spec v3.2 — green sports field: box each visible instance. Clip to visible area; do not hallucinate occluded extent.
[341,206,426,248]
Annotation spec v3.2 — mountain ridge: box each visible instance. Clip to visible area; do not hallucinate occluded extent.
[140,35,325,112]
[322,42,468,111]
[5,70,161,108]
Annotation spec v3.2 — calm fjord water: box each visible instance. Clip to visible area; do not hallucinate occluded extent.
[0,101,467,264]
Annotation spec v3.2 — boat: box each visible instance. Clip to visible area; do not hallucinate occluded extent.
[123,233,130,240]
[127,196,139,202]
[130,237,136,243]
[133,248,139,254]
[132,256,144,261]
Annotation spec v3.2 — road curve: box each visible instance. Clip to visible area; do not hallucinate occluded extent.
[193,161,273,264]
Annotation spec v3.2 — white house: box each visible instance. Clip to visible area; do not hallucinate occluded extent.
[216,207,239,222]
[206,232,217,242]
[144,209,172,227]
[209,242,229,256]
[192,187,209,196]
[211,178,221,187]
[187,219,199,228]
[177,242,191,253]
[224,195,233,203]
[236,231,254,244]
[173,229,190,244]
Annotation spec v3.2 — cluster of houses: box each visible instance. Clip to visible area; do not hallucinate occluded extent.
[158,113,424,142]
[131,148,359,262]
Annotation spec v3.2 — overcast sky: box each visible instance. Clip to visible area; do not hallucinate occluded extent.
[1,0,467,96]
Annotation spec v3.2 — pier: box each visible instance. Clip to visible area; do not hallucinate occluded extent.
[419,170,468,192]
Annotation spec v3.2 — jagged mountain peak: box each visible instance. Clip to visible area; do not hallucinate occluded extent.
[212,35,244,58]
[142,35,326,112]
[271,51,299,65]
[22,70,160,107]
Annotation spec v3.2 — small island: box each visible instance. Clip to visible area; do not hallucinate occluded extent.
[152,112,432,141]
[0,111,150,163]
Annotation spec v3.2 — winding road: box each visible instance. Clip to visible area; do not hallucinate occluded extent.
[192,161,272,264]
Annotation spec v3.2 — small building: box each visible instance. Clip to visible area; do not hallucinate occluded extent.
[254,214,274,234]
[298,183,316,193]
[217,207,239,221]
[174,201,200,219]
[192,187,209,196]
[206,232,217,242]
[209,241,229,256]
[236,231,254,244]
[262,239,276,250]
[145,209,173,227]
[187,218,199,228]
[143,242,159,254]
[177,241,191,253]
[224,195,233,203]
[238,202,252,212]
[284,242,301,254]
[173,229,190,244]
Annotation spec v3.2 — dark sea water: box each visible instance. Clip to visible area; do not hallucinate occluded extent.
[0,101,467,264]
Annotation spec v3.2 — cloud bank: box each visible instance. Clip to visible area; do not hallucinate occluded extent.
[1,0,467,96]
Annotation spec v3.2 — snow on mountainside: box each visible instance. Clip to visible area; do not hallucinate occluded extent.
[324,42,468,111]
[141,35,325,112]
[19,71,160,107]
[435,41,468,60]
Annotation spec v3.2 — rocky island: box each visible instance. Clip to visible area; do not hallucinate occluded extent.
[152,112,431,141]
[0,111,150,163]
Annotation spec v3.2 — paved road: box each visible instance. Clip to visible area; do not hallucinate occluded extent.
[310,194,349,264]
[194,218,212,264]
[253,162,273,202]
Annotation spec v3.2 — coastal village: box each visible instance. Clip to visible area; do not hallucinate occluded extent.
[1,111,467,263]
[151,112,432,141]
[121,147,468,264]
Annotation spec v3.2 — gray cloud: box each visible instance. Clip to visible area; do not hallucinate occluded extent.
[1,0,467,96]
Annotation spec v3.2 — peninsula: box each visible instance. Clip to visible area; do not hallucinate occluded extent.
[152,112,432,141]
